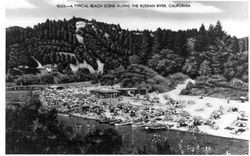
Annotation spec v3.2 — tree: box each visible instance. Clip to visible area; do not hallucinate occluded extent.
[50,51,57,64]
[152,28,163,54]
[6,17,248,87]
[223,59,235,80]
[198,60,212,76]
[213,21,225,40]
[207,24,215,45]
[139,30,152,64]
[148,49,183,76]
[8,46,19,68]
[57,63,64,73]
[174,31,188,57]
[75,68,91,81]
[129,54,141,64]
[182,56,200,78]
[210,36,231,75]
[6,100,85,154]
[231,36,239,53]
[195,24,208,52]
[19,48,30,66]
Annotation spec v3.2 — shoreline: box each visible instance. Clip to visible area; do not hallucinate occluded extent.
[58,113,249,141]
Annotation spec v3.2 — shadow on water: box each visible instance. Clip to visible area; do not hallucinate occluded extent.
[57,114,249,154]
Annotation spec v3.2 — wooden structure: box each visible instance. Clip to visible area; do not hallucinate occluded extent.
[90,88,120,98]
[117,88,147,96]
[6,85,44,91]
[48,85,64,90]
[116,88,137,96]
[90,87,147,98]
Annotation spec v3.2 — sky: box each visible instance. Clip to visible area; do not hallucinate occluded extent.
[5,0,249,38]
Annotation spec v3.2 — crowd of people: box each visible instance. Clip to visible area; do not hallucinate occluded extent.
[39,86,248,135]
[39,86,194,125]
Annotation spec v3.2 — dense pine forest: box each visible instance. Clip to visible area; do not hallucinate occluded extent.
[6,17,248,97]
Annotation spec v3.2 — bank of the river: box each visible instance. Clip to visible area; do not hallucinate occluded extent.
[57,113,248,154]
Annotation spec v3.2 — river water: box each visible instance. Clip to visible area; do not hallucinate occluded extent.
[57,114,248,154]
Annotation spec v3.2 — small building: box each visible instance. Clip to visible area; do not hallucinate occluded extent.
[90,88,120,98]
[116,88,137,96]
[48,85,64,90]
[117,88,147,96]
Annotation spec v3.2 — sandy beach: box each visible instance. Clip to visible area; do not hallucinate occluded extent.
[154,79,249,140]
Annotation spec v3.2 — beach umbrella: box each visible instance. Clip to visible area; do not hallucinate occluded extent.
[181,111,190,117]
[144,94,150,100]
[206,103,212,107]
[212,110,221,115]
[164,94,171,100]
[168,105,175,110]
[141,110,148,116]
[240,96,246,100]
[154,96,160,100]
[117,103,123,108]
[179,117,187,123]
[193,116,203,121]
[236,121,247,127]
[165,100,171,105]
[165,114,173,121]
[142,101,151,105]
[239,111,246,115]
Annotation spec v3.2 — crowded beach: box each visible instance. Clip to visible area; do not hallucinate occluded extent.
[39,80,249,140]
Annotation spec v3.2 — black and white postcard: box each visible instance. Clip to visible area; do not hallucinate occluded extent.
[4,0,249,154]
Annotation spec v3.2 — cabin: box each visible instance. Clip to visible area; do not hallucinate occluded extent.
[48,85,64,90]
[117,88,147,96]
[90,88,120,98]
[90,87,147,98]
[116,88,137,96]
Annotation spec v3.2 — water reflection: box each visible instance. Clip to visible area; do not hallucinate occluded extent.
[58,114,248,154]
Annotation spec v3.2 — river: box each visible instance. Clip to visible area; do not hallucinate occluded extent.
[57,114,248,154]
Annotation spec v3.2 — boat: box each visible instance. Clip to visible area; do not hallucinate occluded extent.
[99,117,113,124]
[144,123,171,130]
[115,122,132,126]
[132,122,146,127]
[99,119,111,124]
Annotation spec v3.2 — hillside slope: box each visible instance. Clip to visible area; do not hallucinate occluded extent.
[6,17,248,89]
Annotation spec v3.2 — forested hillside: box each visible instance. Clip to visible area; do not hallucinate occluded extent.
[6,17,248,94]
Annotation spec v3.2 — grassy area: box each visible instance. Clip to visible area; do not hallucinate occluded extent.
[180,75,248,100]
[181,85,248,100]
